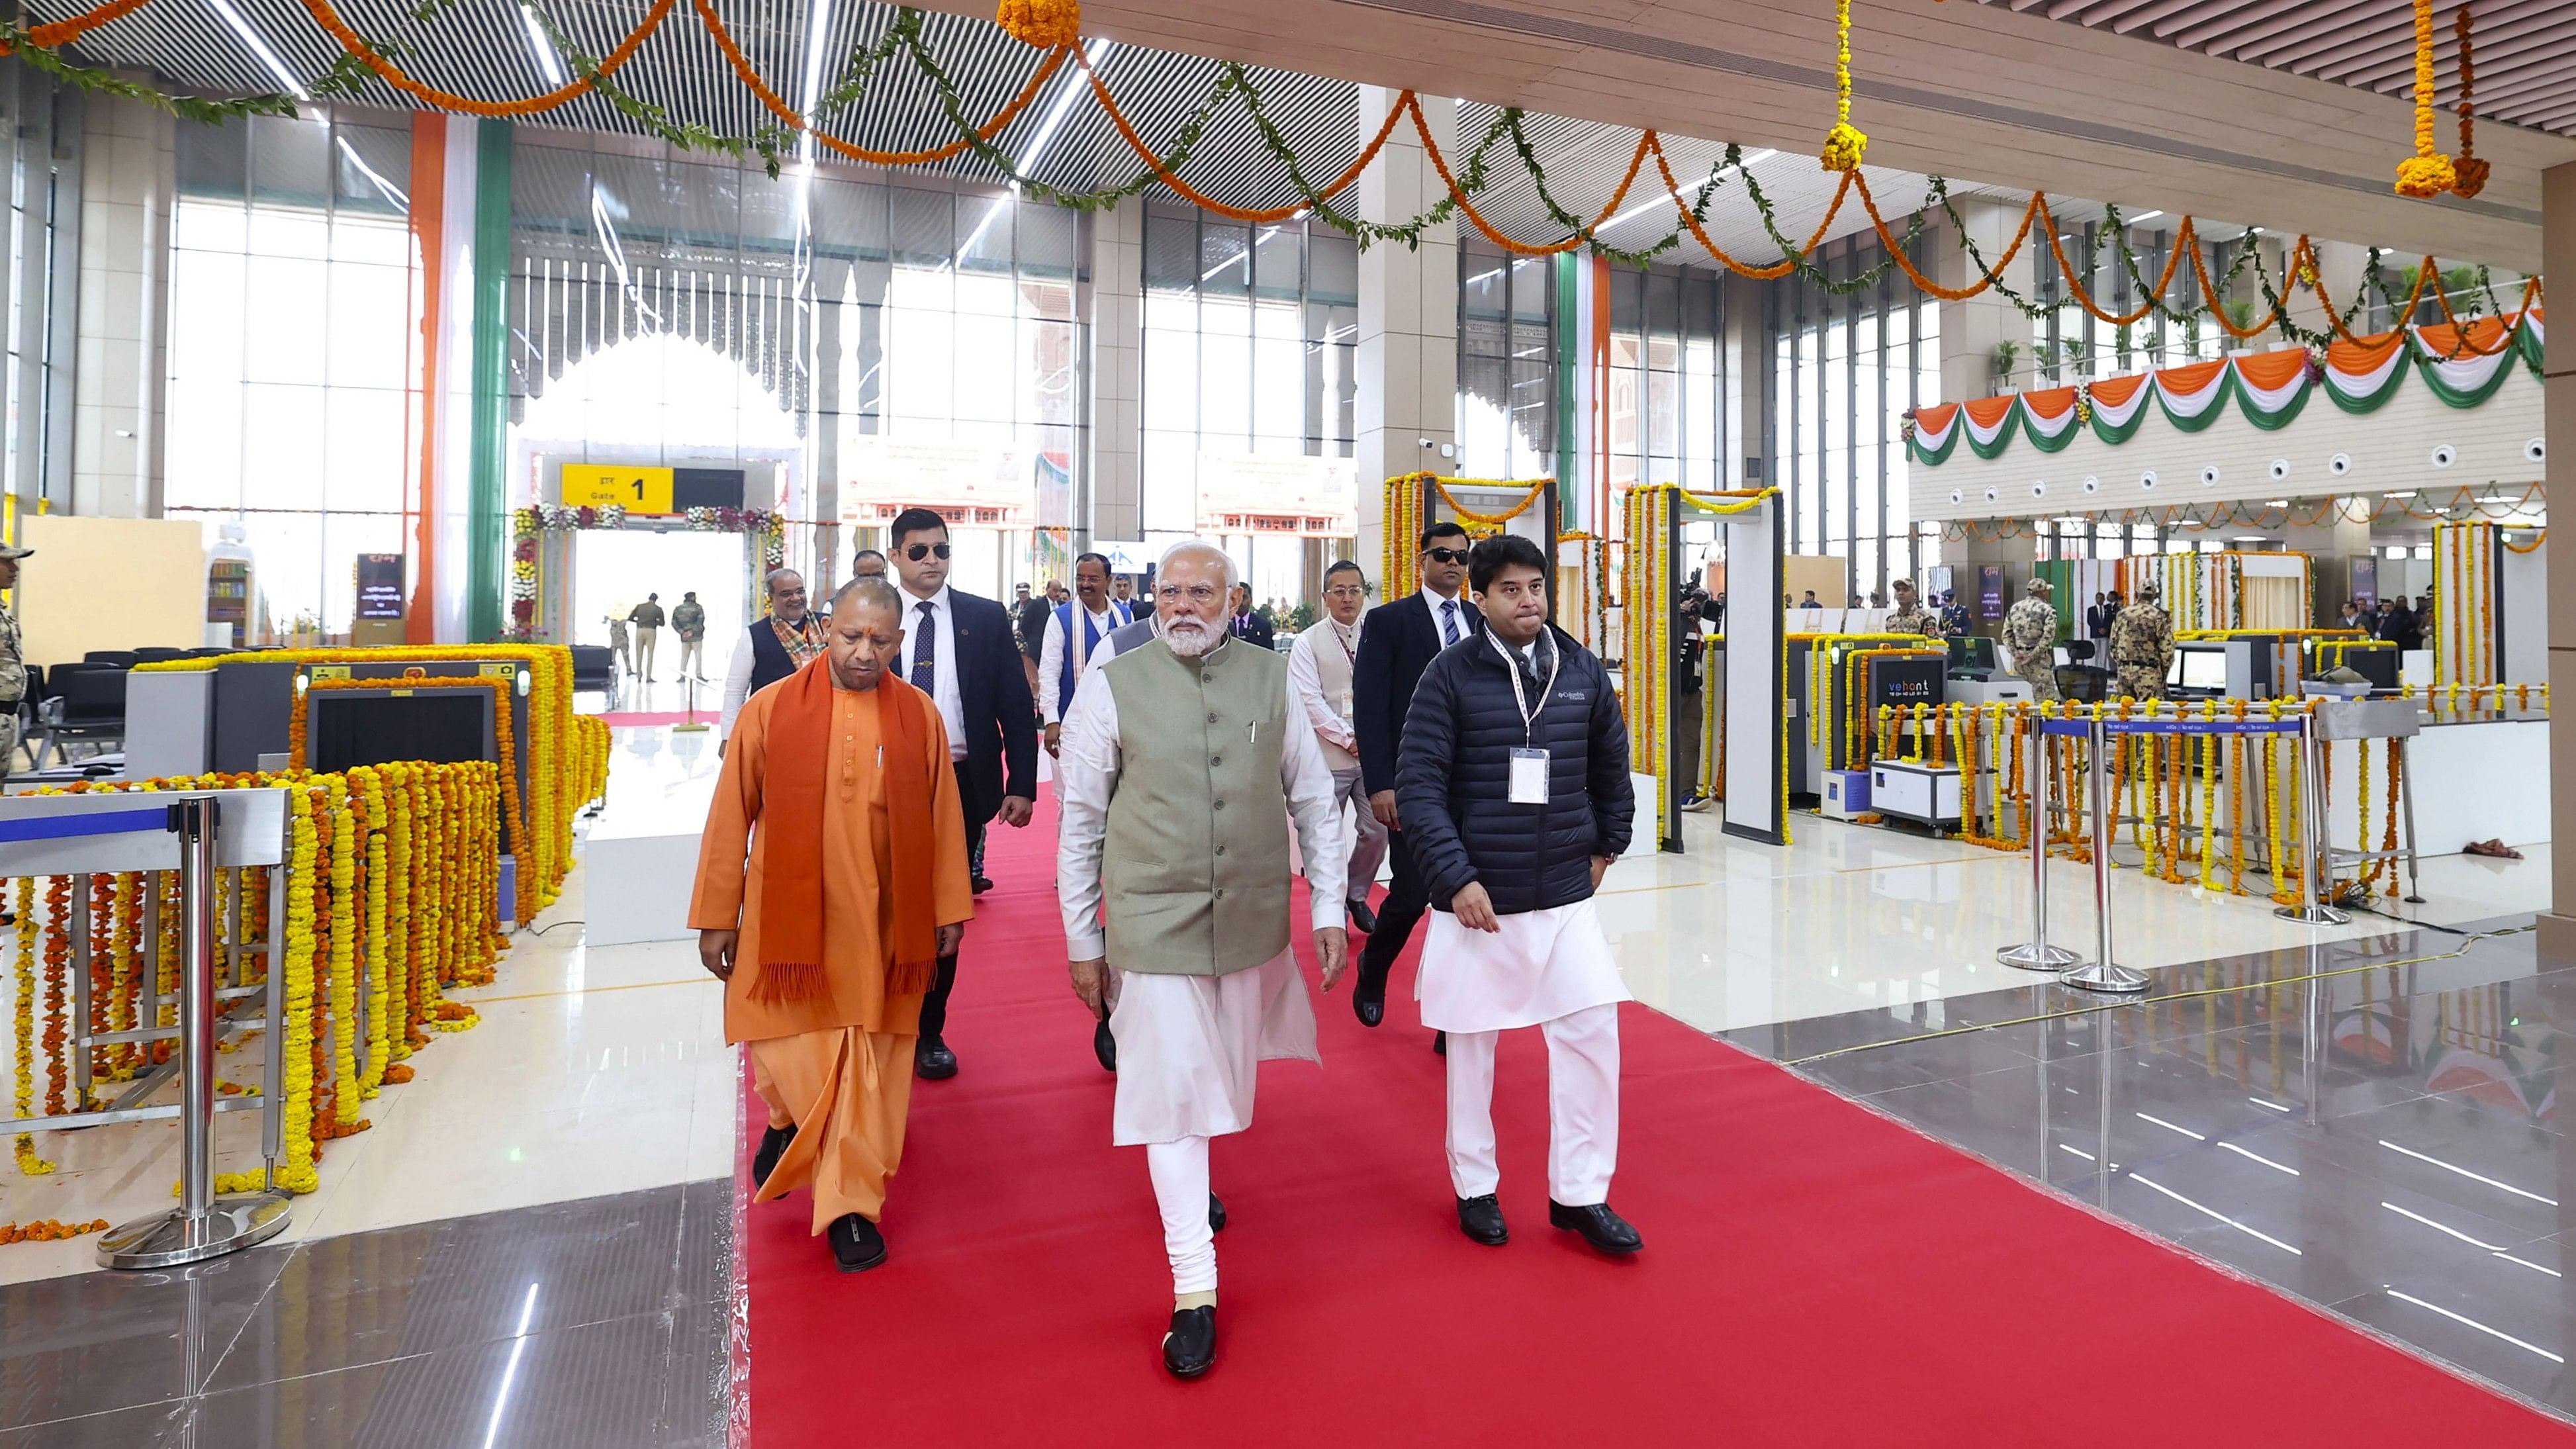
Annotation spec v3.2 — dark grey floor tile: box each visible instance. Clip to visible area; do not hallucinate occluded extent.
[0,1252,285,1426]
[205,1186,694,1391]
[0,1401,183,1448]
[2328,1285,2575,1411]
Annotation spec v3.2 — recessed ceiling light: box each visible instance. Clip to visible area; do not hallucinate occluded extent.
[2383,491,2414,498]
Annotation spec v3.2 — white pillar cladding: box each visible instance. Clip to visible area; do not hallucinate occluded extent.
[1354,88,1457,581]
[71,93,175,518]
[1087,196,1144,543]
[2541,161,2576,964]
[1934,199,2033,406]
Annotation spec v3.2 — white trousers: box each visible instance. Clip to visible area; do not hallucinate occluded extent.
[1444,1002,1620,1205]
[634,626,659,677]
[678,637,704,678]
[1147,1135,1215,1295]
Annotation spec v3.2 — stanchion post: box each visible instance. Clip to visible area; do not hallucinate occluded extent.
[2274,713,2350,926]
[1998,718,2080,972]
[2061,717,2148,994]
[99,796,292,1270]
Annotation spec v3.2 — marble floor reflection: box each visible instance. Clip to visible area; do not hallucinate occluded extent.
[1733,917,2576,1419]
[0,1180,729,1447]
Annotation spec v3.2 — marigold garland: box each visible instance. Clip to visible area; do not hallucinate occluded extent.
[2451,6,2488,199]
[2395,0,2458,197]
[1819,0,1867,171]
[13,878,48,1176]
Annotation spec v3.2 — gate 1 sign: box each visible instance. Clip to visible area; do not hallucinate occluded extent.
[563,464,675,516]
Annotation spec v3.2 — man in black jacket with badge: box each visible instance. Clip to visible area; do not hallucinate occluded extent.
[1350,519,1475,1038]
[1395,533,1641,1258]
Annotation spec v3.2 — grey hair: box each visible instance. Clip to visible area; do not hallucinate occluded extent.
[766,567,805,593]
[1156,539,1237,590]
[830,576,905,618]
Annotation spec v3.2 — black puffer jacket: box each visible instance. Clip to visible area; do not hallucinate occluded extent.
[1395,624,1633,915]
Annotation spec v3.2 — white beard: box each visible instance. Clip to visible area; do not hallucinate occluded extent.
[1162,618,1223,658]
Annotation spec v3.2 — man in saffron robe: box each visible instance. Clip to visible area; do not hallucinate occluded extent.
[690,577,976,1272]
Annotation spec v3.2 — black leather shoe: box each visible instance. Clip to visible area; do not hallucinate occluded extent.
[1348,897,1379,935]
[970,875,995,896]
[1549,1200,1642,1255]
[751,1123,796,1189]
[1208,1193,1226,1233]
[1093,1020,1118,1073]
[1162,1305,1217,1379]
[1434,1030,1447,1056]
[915,1036,958,1080]
[1455,1193,1508,1246]
[827,1213,888,1273]
[1352,961,1387,1029]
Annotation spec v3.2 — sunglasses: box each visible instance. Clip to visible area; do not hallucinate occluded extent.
[903,542,952,561]
[1423,546,1469,565]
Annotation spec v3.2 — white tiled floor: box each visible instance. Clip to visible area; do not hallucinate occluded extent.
[0,723,2548,1282]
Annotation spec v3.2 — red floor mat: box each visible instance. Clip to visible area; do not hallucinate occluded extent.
[736,800,2574,1446]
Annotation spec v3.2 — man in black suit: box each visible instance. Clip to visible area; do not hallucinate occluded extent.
[1226,582,1276,649]
[889,507,1038,1080]
[1350,519,1475,1045]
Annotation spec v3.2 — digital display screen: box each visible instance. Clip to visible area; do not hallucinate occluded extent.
[2178,649,2229,691]
[1947,637,1996,671]
[1978,565,2005,620]
[355,553,404,620]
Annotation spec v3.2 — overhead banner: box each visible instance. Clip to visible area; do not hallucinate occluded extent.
[839,437,1036,526]
[1195,452,1357,536]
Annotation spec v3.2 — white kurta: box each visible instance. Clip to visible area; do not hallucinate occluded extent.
[1054,635,1353,1148]
[1419,898,1630,1034]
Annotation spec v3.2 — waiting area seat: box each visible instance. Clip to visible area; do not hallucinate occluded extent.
[32,663,126,769]
[569,643,620,704]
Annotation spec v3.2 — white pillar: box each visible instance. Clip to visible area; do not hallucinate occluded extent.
[2540,161,2576,963]
[71,93,174,518]
[1088,197,1144,542]
[1354,89,1457,580]
[1935,199,2034,404]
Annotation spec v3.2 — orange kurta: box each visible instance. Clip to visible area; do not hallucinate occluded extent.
[689,678,976,1045]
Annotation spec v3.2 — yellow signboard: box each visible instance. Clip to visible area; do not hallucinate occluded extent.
[310,665,351,680]
[563,464,675,516]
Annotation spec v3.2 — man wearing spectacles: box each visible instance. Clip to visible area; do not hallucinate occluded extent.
[888,507,1038,1081]
[1287,561,1388,936]
[1349,519,1477,1045]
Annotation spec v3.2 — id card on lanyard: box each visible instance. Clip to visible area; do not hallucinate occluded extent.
[1494,633,1559,806]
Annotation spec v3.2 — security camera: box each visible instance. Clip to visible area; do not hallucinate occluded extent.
[1418,438,1432,449]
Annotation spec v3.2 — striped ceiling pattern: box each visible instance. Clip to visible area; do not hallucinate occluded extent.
[61,0,1943,255]
[1973,0,2576,137]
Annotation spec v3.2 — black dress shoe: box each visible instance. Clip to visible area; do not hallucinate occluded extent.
[1549,1200,1642,1255]
[1352,962,1387,1029]
[970,875,995,895]
[1348,897,1379,935]
[915,1036,958,1080]
[1162,1305,1217,1379]
[827,1213,888,1273]
[1434,1030,1447,1056]
[751,1123,796,1189]
[1093,1019,1118,1073]
[1455,1193,1508,1246]
[1208,1193,1226,1233]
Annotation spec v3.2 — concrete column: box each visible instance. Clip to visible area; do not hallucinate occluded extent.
[71,93,171,518]
[1088,197,1143,542]
[1354,89,1457,579]
[1934,200,2033,404]
[2286,239,2369,341]
[1723,271,1771,491]
[2540,162,2576,963]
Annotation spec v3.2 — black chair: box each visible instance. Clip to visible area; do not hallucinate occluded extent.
[567,643,620,705]
[130,647,188,662]
[34,666,126,768]
[185,647,236,657]
[82,651,138,667]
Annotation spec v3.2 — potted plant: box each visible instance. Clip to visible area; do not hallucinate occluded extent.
[1991,340,2021,393]
[2224,299,2258,352]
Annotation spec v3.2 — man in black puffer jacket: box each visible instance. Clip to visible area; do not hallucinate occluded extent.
[1395,533,1642,1260]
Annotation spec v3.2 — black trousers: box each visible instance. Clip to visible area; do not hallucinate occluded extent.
[921,761,989,1042]
[1357,825,1430,980]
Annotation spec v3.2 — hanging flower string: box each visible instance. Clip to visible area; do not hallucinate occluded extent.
[1820,0,1867,171]
[995,0,1078,49]
[2451,6,2487,199]
[2395,0,2457,197]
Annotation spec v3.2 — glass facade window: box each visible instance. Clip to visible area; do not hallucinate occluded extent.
[167,114,416,637]
[1602,263,1727,492]
[1456,239,1559,481]
[1140,199,1356,603]
[1768,236,1937,602]
[2033,223,2225,383]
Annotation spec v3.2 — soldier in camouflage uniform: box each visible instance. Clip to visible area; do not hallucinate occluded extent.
[1884,579,1942,639]
[2108,581,2176,701]
[0,544,28,771]
[2001,577,2061,702]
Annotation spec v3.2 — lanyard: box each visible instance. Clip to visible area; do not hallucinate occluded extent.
[1330,618,1356,667]
[1491,632,1561,749]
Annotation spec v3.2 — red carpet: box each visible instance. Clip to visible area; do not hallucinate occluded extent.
[598,709,709,727]
[737,800,2575,1446]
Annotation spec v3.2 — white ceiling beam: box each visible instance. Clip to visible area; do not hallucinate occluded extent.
[2178,0,2376,56]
